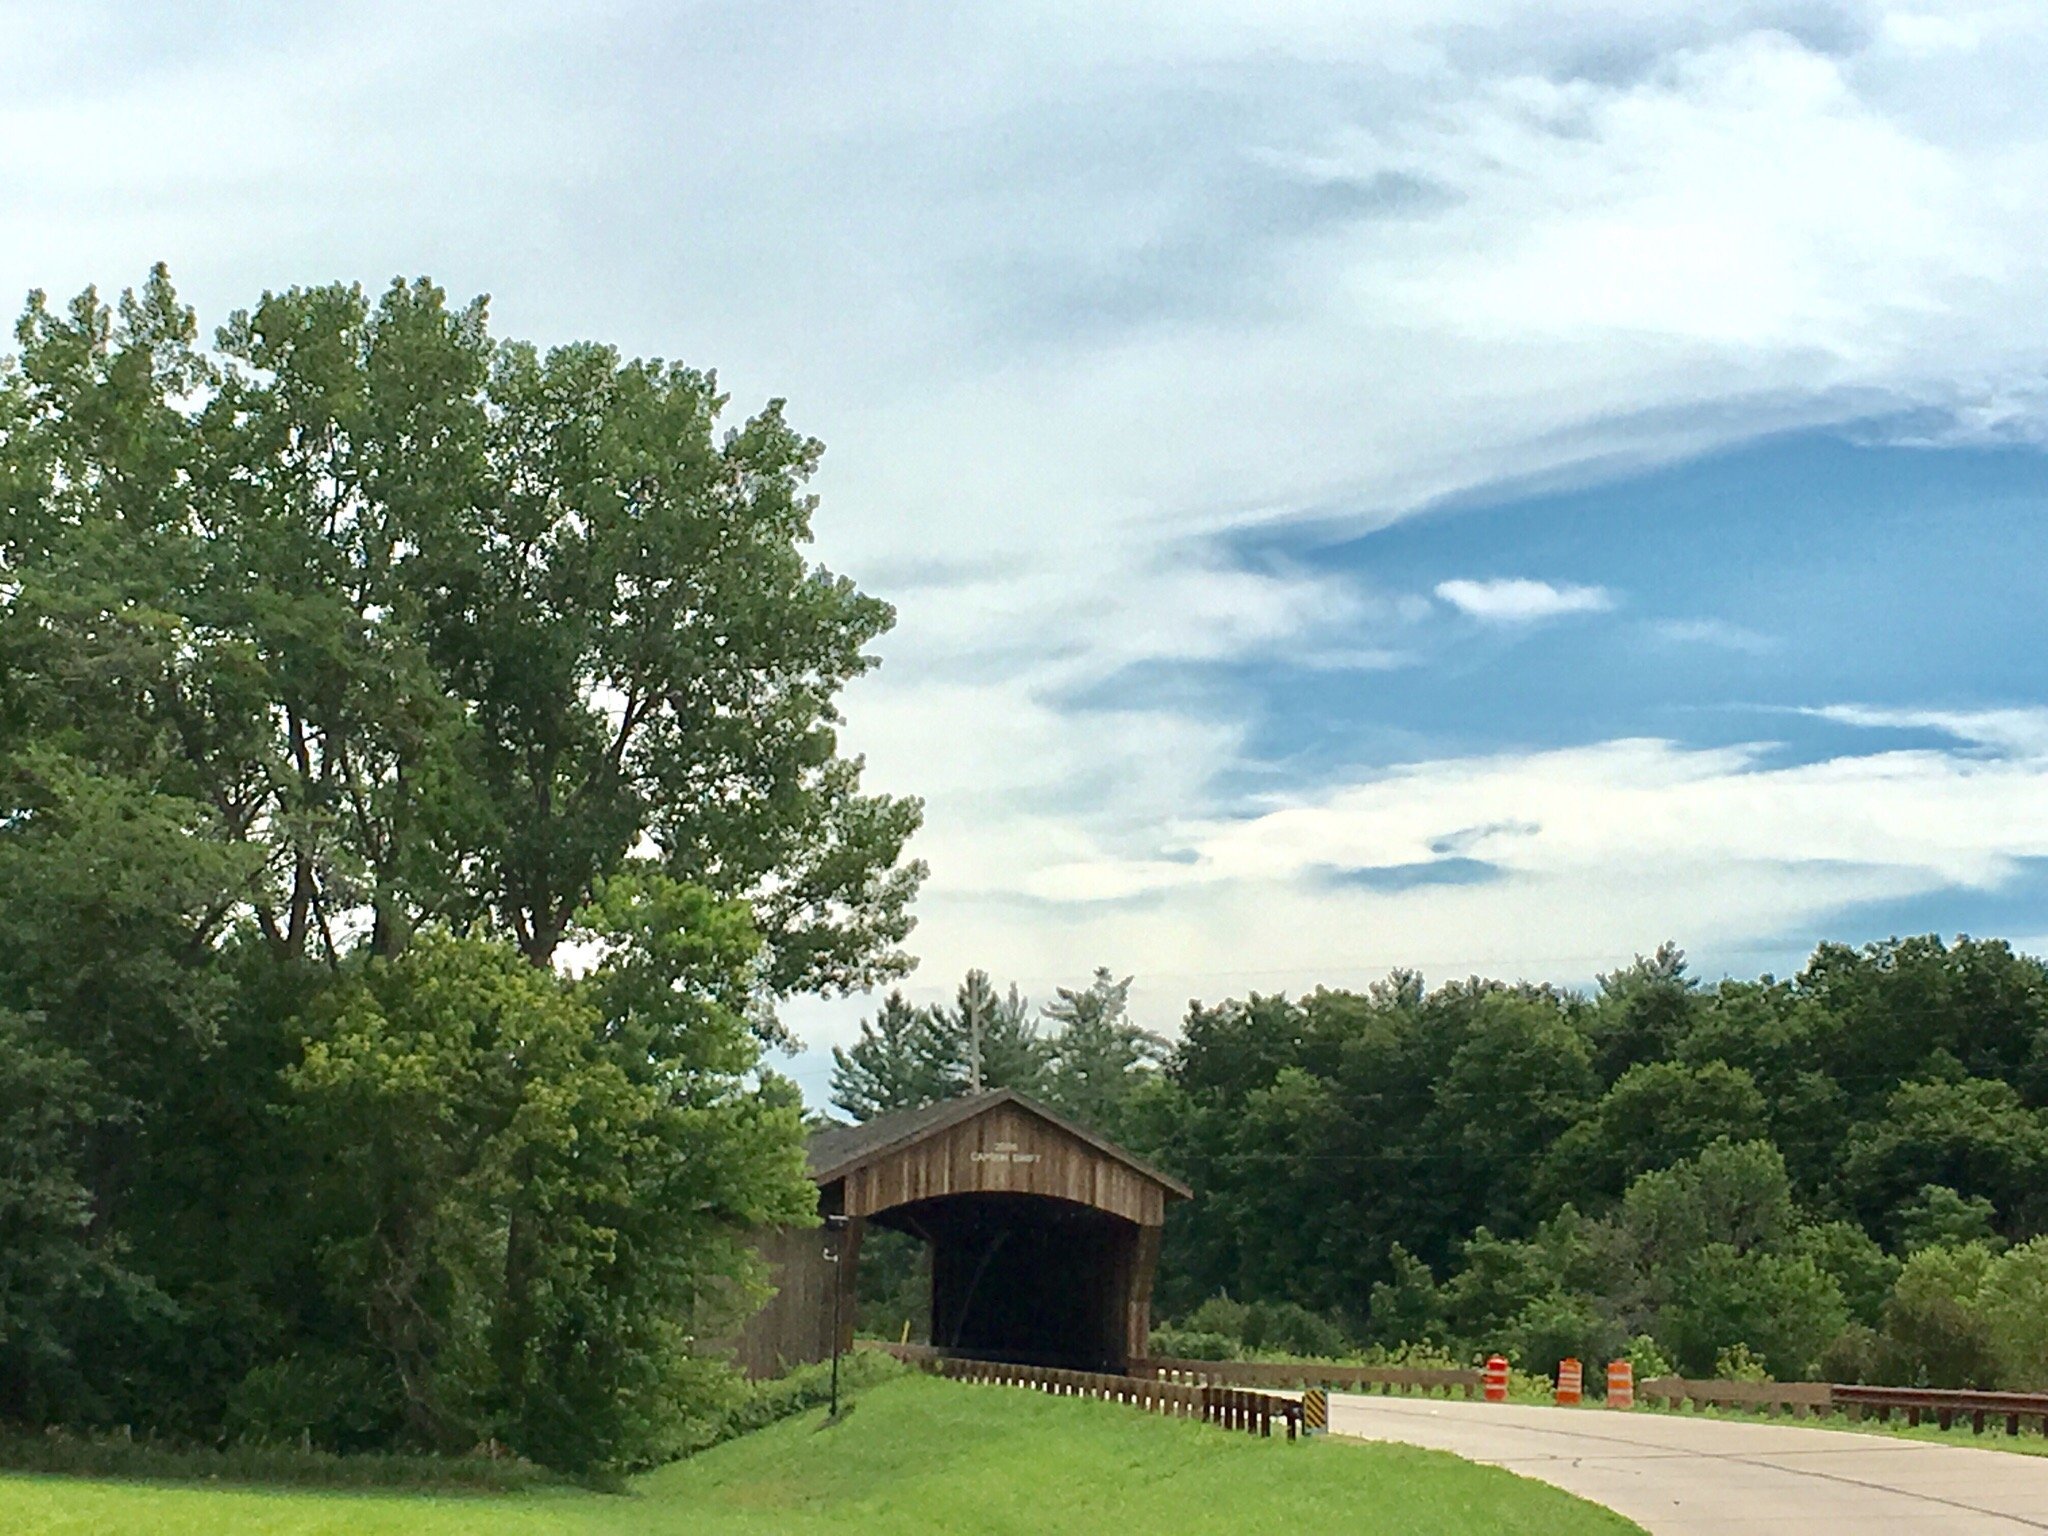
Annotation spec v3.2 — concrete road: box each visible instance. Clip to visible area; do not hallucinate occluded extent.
[1330,1392,2048,1534]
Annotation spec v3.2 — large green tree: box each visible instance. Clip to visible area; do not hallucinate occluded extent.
[0,269,915,1464]
[3,268,923,991]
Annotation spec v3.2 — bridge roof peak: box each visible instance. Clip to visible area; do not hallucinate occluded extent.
[806,1087,1191,1200]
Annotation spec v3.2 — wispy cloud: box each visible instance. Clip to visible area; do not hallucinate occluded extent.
[1807,705,2048,758]
[1653,617,1775,652]
[1435,577,1616,623]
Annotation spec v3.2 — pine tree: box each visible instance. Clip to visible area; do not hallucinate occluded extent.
[1041,968,1165,1136]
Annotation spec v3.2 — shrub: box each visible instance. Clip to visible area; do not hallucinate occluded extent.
[1819,1324,1883,1384]
[1242,1300,1352,1359]
[1979,1237,2048,1390]
[678,1350,904,1457]
[1661,1246,1847,1379]
[1184,1296,1251,1340]
[1881,1243,2000,1388]
[1148,1326,1240,1361]
[1502,1292,1623,1384]
[223,1353,402,1454]
[1624,1334,1675,1381]
[0,1429,557,1493]
[1713,1343,1771,1382]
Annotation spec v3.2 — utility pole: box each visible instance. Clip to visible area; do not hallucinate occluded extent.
[968,980,983,1094]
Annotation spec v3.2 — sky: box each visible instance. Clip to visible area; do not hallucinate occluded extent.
[7,0,2048,1105]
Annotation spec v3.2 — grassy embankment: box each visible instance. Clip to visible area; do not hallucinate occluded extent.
[0,1372,1643,1536]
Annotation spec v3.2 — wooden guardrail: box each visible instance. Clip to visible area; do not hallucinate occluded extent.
[1636,1376,1834,1419]
[910,1354,1302,1440]
[871,1342,2048,1441]
[1136,1356,1482,1399]
[1833,1385,2048,1437]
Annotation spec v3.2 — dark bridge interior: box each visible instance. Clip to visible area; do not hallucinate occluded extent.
[875,1192,1136,1373]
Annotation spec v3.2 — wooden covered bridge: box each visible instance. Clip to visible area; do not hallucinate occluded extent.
[732,1089,1190,1377]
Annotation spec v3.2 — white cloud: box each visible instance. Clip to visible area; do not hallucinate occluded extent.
[1808,704,2048,757]
[1436,577,1615,622]
[12,3,2048,1080]
[845,721,2048,1039]
[1653,618,1775,652]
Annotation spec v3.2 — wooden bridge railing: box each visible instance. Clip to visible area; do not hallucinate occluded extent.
[914,1354,1302,1440]
[1635,1377,1834,1419]
[1832,1384,2048,1437]
[1136,1356,1482,1399]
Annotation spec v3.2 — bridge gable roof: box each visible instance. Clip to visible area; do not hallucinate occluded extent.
[806,1088,1192,1201]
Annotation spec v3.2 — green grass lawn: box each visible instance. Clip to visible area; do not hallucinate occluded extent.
[0,1374,1642,1535]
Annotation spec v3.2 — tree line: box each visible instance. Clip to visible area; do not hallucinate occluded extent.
[834,939,2048,1389]
[0,270,923,1471]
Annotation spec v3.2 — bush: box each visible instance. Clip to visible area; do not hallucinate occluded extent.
[1502,1292,1623,1384]
[1661,1246,1847,1379]
[1624,1334,1675,1381]
[1183,1296,1251,1340]
[222,1353,402,1454]
[1148,1327,1240,1361]
[1242,1300,1352,1359]
[1881,1243,2000,1388]
[1980,1237,2048,1390]
[679,1350,904,1457]
[1713,1343,1771,1382]
[1819,1324,1883,1384]
[0,1429,557,1493]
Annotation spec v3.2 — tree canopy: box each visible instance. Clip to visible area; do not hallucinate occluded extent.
[0,269,920,1470]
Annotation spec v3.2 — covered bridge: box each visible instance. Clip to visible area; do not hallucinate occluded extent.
[732,1089,1190,1377]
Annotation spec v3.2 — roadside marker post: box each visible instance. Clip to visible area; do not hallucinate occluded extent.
[1555,1358,1583,1407]
[1483,1355,1510,1403]
[1606,1360,1634,1410]
[1302,1387,1328,1436]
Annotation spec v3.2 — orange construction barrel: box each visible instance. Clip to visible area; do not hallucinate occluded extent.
[1555,1357,1583,1406]
[1483,1355,1510,1403]
[1606,1360,1634,1409]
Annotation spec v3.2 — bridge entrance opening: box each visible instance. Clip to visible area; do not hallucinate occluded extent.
[877,1191,1133,1372]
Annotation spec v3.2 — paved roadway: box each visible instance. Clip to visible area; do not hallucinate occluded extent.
[1330,1392,2048,1534]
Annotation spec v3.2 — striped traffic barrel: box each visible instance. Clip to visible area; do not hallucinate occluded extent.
[1483,1355,1510,1403]
[1606,1360,1634,1409]
[1555,1358,1583,1406]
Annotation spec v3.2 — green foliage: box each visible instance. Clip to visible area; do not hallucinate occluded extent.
[1140,933,2048,1391]
[1894,1184,2005,1254]
[1166,1296,1352,1359]
[829,970,1046,1116]
[1501,1292,1623,1382]
[851,1225,930,1344]
[1879,1243,2000,1388]
[828,964,1168,1140]
[0,1427,559,1494]
[1712,1343,1771,1382]
[0,269,905,1471]
[221,1354,402,1453]
[1038,968,1167,1138]
[678,1351,903,1457]
[1623,1334,1675,1381]
[1660,1247,1847,1379]
[1146,1326,1242,1360]
[1791,1221,1900,1328]
[1979,1237,2048,1389]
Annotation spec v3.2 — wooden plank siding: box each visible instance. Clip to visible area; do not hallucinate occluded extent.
[837,1101,1169,1227]
[720,1224,841,1381]
[730,1092,1186,1379]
